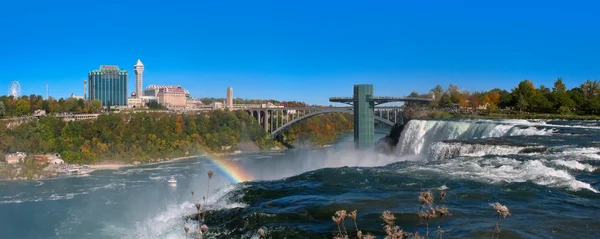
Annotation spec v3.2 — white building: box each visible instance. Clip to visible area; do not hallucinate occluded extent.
[5,152,26,164]
[134,59,144,98]
[49,158,64,164]
[127,96,144,108]
[211,102,224,110]
[226,87,233,109]
[70,93,84,100]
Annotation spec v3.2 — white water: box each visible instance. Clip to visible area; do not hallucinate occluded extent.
[402,157,598,193]
[396,119,553,156]
[430,141,528,160]
[127,184,245,239]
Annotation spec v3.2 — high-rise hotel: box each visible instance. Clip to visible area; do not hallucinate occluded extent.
[88,65,128,107]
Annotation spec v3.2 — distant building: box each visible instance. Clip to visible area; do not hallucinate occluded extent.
[88,65,128,107]
[143,85,190,109]
[226,87,233,109]
[127,92,143,108]
[5,152,26,164]
[49,156,64,164]
[33,109,46,117]
[211,102,223,110]
[70,93,84,100]
[158,87,187,108]
[134,59,144,98]
[143,85,190,98]
[186,98,202,109]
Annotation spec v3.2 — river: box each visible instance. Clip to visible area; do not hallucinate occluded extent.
[1,119,599,238]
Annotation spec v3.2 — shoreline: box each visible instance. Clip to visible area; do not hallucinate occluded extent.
[88,155,200,172]
[0,155,200,182]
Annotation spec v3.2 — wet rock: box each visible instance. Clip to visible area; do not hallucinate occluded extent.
[375,123,406,155]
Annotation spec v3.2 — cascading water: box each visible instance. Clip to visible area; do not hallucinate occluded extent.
[395,119,554,157]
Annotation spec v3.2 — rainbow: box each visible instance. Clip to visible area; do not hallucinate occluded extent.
[205,155,254,183]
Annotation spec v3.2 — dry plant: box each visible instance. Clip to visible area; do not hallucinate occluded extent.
[489,202,511,239]
[331,209,369,239]
[381,210,404,239]
[189,170,214,238]
[257,228,267,238]
[330,188,459,239]
[417,190,451,238]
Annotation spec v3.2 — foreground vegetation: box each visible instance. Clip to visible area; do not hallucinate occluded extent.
[0,110,275,165]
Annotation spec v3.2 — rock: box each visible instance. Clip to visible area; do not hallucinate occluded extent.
[375,123,406,155]
[132,161,141,165]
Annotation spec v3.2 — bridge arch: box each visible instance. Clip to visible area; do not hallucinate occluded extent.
[270,108,395,136]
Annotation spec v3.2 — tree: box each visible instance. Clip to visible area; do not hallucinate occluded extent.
[15,99,31,116]
[0,101,5,116]
[88,100,102,113]
[581,80,599,99]
[553,78,567,93]
[513,80,536,98]
[516,95,529,112]
[530,94,552,113]
[469,93,480,110]
[430,85,444,107]
[481,94,492,106]
[146,101,166,110]
[538,85,550,95]
[489,91,501,105]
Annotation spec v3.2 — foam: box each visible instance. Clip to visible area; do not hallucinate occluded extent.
[430,142,527,160]
[396,119,553,156]
[551,159,597,172]
[127,183,246,239]
[406,157,598,193]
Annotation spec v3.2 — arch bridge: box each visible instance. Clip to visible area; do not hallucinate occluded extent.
[246,84,433,149]
[244,106,403,136]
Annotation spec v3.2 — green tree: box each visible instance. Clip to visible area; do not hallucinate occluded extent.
[0,101,5,116]
[430,85,444,107]
[88,100,102,113]
[553,78,567,93]
[15,99,31,116]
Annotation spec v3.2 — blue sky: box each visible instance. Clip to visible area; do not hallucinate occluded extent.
[1,0,599,105]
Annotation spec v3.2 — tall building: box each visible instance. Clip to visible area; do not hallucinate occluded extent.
[134,59,144,98]
[88,65,128,107]
[226,87,233,109]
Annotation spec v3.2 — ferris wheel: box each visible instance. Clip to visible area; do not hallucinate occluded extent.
[8,81,22,98]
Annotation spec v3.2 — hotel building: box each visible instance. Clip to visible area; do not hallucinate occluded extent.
[88,65,128,107]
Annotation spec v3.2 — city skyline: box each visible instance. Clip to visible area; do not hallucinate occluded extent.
[1,0,600,105]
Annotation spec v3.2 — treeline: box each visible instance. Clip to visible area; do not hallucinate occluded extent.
[409,78,600,115]
[280,113,353,146]
[0,111,274,164]
[0,95,102,117]
[198,97,308,107]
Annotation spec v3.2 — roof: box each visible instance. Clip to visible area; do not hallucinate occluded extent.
[89,65,127,74]
[134,59,144,67]
[145,84,190,94]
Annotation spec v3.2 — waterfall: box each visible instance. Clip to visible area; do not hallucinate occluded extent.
[395,119,554,156]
